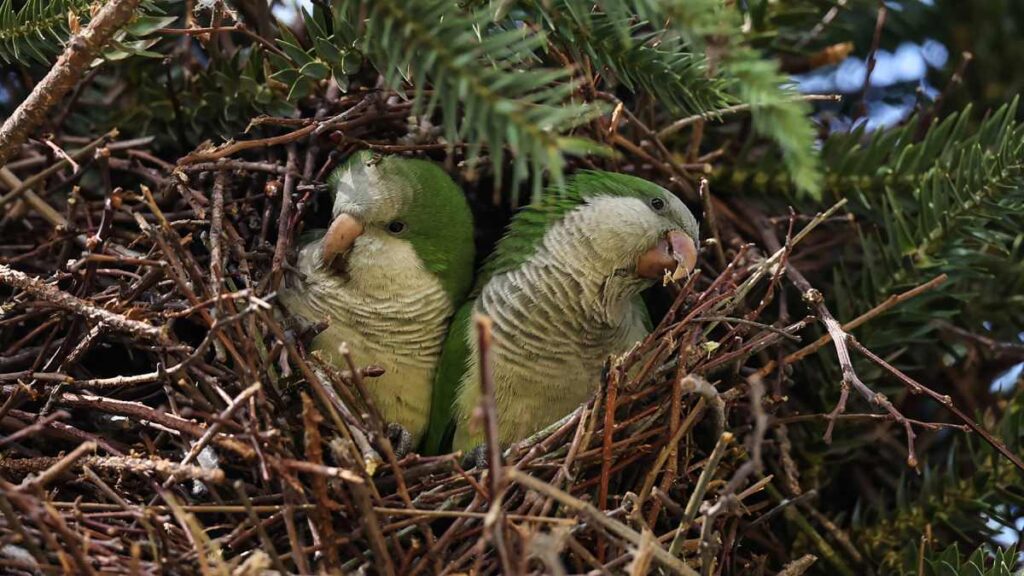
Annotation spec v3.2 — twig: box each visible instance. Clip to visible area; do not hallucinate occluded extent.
[0,265,167,342]
[857,4,888,119]
[4,454,226,484]
[917,52,972,139]
[657,95,840,139]
[795,0,848,49]
[472,314,513,574]
[669,432,733,556]
[776,554,818,575]
[300,392,342,569]
[209,171,227,290]
[156,23,287,57]
[270,146,298,290]
[934,320,1024,361]
[0,167,65,228]
[699,178,727,270]
[597,362,620,562]
[178,125,315,165]
[755,274,947,379]
[0,410,68,448]
[506,468,699,576]
[375,507,576,524]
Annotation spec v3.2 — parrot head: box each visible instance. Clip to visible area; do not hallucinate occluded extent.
[479,170,700,293]
[571,171,699,284]
[313,151,475,303]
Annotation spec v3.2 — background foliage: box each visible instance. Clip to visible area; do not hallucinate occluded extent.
[0,0,1022,574]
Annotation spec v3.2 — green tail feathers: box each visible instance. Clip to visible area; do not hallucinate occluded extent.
[423,301,474,454]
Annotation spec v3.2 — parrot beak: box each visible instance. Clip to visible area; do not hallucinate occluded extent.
[321,213,364,271]
[636,230,698,282]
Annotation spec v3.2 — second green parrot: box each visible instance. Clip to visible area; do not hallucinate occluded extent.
[425,171,699,454]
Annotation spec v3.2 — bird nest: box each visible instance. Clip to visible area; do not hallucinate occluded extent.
[0,95,993,576]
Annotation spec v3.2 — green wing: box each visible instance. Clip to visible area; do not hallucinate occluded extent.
[634,295,654,332]
[422,301,474,455]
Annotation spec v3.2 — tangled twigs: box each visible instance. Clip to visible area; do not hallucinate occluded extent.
[0,264,168,343]
[848,338,1024,474]
[0,130,118,211]
[669,431,733,556]
[507,468,699,576]
[754,210,977,469]
[760,224,922,466]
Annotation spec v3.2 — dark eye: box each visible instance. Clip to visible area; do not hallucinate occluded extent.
[386,220,407,234]
[650,197,666,211]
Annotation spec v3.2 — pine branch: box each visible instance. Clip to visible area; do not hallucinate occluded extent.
[659,0,824,197]
[829,100,1024,338]
[528,0,730,115]
[0,0,143,166]
[0,0,92,65]
[343,0,604,200]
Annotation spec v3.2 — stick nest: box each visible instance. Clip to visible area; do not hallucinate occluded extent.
[0,95,984,576]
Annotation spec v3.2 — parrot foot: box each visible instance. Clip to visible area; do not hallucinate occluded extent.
[460,444,488,469]
[386,423,414,457]
[283,314,328,348]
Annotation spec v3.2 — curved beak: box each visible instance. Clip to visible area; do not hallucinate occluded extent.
[321,213,364,270]
[636,230,698,282]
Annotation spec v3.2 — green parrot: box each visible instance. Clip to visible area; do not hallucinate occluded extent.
[424,171,699,454]
[280,152,475,452]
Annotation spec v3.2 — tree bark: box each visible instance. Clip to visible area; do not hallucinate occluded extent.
[0,0,142,166]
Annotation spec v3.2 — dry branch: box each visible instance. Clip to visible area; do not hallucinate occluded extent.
[0,0,142,166]
[0,264,166,342]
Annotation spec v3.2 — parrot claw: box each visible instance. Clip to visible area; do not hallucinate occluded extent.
[386,423,414,457]
[460,444,488,469]
[283,314,328,348]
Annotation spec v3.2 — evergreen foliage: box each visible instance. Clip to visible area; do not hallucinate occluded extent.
[0,1,1021,574]
[0,0,93,64]
[0,0,170,65]
[828,100,1024,343]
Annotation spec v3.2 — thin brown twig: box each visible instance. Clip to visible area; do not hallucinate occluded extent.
[508,468,699,576]
[472,314,513,575]
[857,4,888,119]
[658,95,841,139]
[0,265,167,342]
[596,361,620,562]
[754,274,947,379]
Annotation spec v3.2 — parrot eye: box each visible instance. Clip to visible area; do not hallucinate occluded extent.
[650,197,666,211]
[386,220,407,235]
